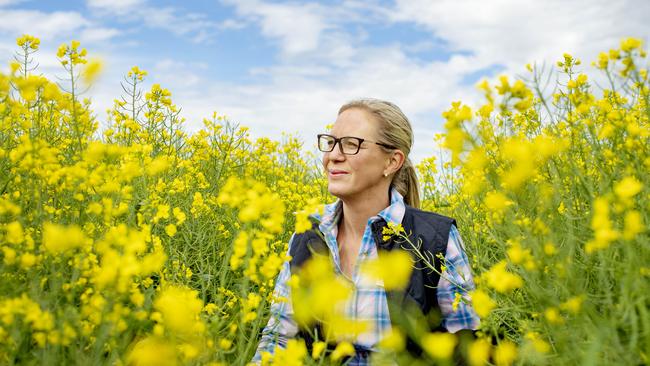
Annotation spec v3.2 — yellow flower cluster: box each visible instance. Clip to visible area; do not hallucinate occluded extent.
[290,255,354,334]
[361,250,412,290]
[0,35,334,365]
[217,176,287,286]
[0,294,56,347]
[423,36,649,366]
[57,40,88,66]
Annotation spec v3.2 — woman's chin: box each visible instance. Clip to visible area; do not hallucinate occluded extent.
[327,184,350,198]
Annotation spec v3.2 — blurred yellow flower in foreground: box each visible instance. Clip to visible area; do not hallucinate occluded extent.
[468,338,491,366]
[361,250,413,290]
[493,340,517,366]
[265,339,306,366]
[127,336,177,366]
[378,327,406,352]
[82,58,103,86]
[421,332,457,359]
[311,341,327,359]
[330,341,355,362]
[154,285,205,337]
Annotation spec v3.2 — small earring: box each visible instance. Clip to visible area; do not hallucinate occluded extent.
[383,172,388,177]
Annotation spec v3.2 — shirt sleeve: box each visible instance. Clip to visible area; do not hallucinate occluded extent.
[252,234,299,362]
[437,225,481,333]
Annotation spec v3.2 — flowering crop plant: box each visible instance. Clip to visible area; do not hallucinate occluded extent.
[0,34,648,366]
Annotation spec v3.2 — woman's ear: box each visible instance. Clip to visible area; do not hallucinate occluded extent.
[386,149,406,175]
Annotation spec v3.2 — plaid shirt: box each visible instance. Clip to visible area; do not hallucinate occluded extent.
[253,188,480,364]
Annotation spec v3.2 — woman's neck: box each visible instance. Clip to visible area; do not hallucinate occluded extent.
[339,186,391,238]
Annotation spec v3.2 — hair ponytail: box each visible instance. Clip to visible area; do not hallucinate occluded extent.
[393,157,420,208]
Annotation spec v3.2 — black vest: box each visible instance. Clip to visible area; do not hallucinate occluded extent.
[288,204,456,355]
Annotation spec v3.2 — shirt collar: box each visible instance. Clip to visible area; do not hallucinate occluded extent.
[316,186,406,233]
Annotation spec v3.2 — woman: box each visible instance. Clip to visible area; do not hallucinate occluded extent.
[253,98,479,364]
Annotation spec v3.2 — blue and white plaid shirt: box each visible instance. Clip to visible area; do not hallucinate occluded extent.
[253,187,480,364]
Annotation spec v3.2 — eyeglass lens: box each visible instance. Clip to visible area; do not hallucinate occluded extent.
[319,135,360,154]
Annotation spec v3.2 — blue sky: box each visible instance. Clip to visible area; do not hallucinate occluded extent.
[1,0,649,162]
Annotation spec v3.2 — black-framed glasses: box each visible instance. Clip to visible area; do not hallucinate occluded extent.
[317,133,396,155]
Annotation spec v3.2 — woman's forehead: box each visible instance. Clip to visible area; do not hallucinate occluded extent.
[332,108,378,136]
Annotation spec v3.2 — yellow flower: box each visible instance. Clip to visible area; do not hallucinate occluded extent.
[5,221,24,244]
[147,156,171,176]
[16,34,40,49]
[378,328,405,352]
[173,207,186,225]
[484,191,513,213]
[311,341,327,359]
[164,224,177,237]
[452,292,463,312]
[544,307,564,324]
[614,176,643,199]
[153,204,170,223]
[560,295,584,314]
[543,242,556,256]
[421,332,457,359]
[219,338,232,350]
[330,341,355,362]
[178,343,199,360]
[42,222,88,254]
[82,58,103,86]
[20,253,37,268]
[585,197,620,253]
[470,289,495,318]
[56,44,68,58]
[620,37,643,52]
[493,340,517,366]
[272,339,307,366]
[524,332,550,354]
[291,255,352,327]
[153,285,205,337]
[360,250,413,290]
[128,66,148,80]
[623,210,644,240]
[3,247,17,265]
[468,338,491,366]
[483,261,523,293]
[127,336,177,366]
[294,198,323,234]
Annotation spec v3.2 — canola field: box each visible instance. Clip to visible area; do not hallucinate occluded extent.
[0,35,648,365]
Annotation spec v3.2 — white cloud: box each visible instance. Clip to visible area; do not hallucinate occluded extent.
[86,0,144,15]
[80,27,121,42]
[0,9,89,40]
[152,59,209,89]
[0,0,22,7]
[391,0,650,68]
[0,8,120,49]
[223,0,330,55]
[86,0,223,43]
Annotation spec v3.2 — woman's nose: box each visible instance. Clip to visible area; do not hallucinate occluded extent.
[328,142,346,160]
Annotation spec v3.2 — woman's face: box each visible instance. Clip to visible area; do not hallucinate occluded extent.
[322,108,391,200]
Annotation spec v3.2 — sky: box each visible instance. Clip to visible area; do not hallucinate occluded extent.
[0,0,648,163]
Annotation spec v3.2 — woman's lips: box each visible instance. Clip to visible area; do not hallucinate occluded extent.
[328,169,348,177]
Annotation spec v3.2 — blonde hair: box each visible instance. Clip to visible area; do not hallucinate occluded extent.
[338,98,420,208]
